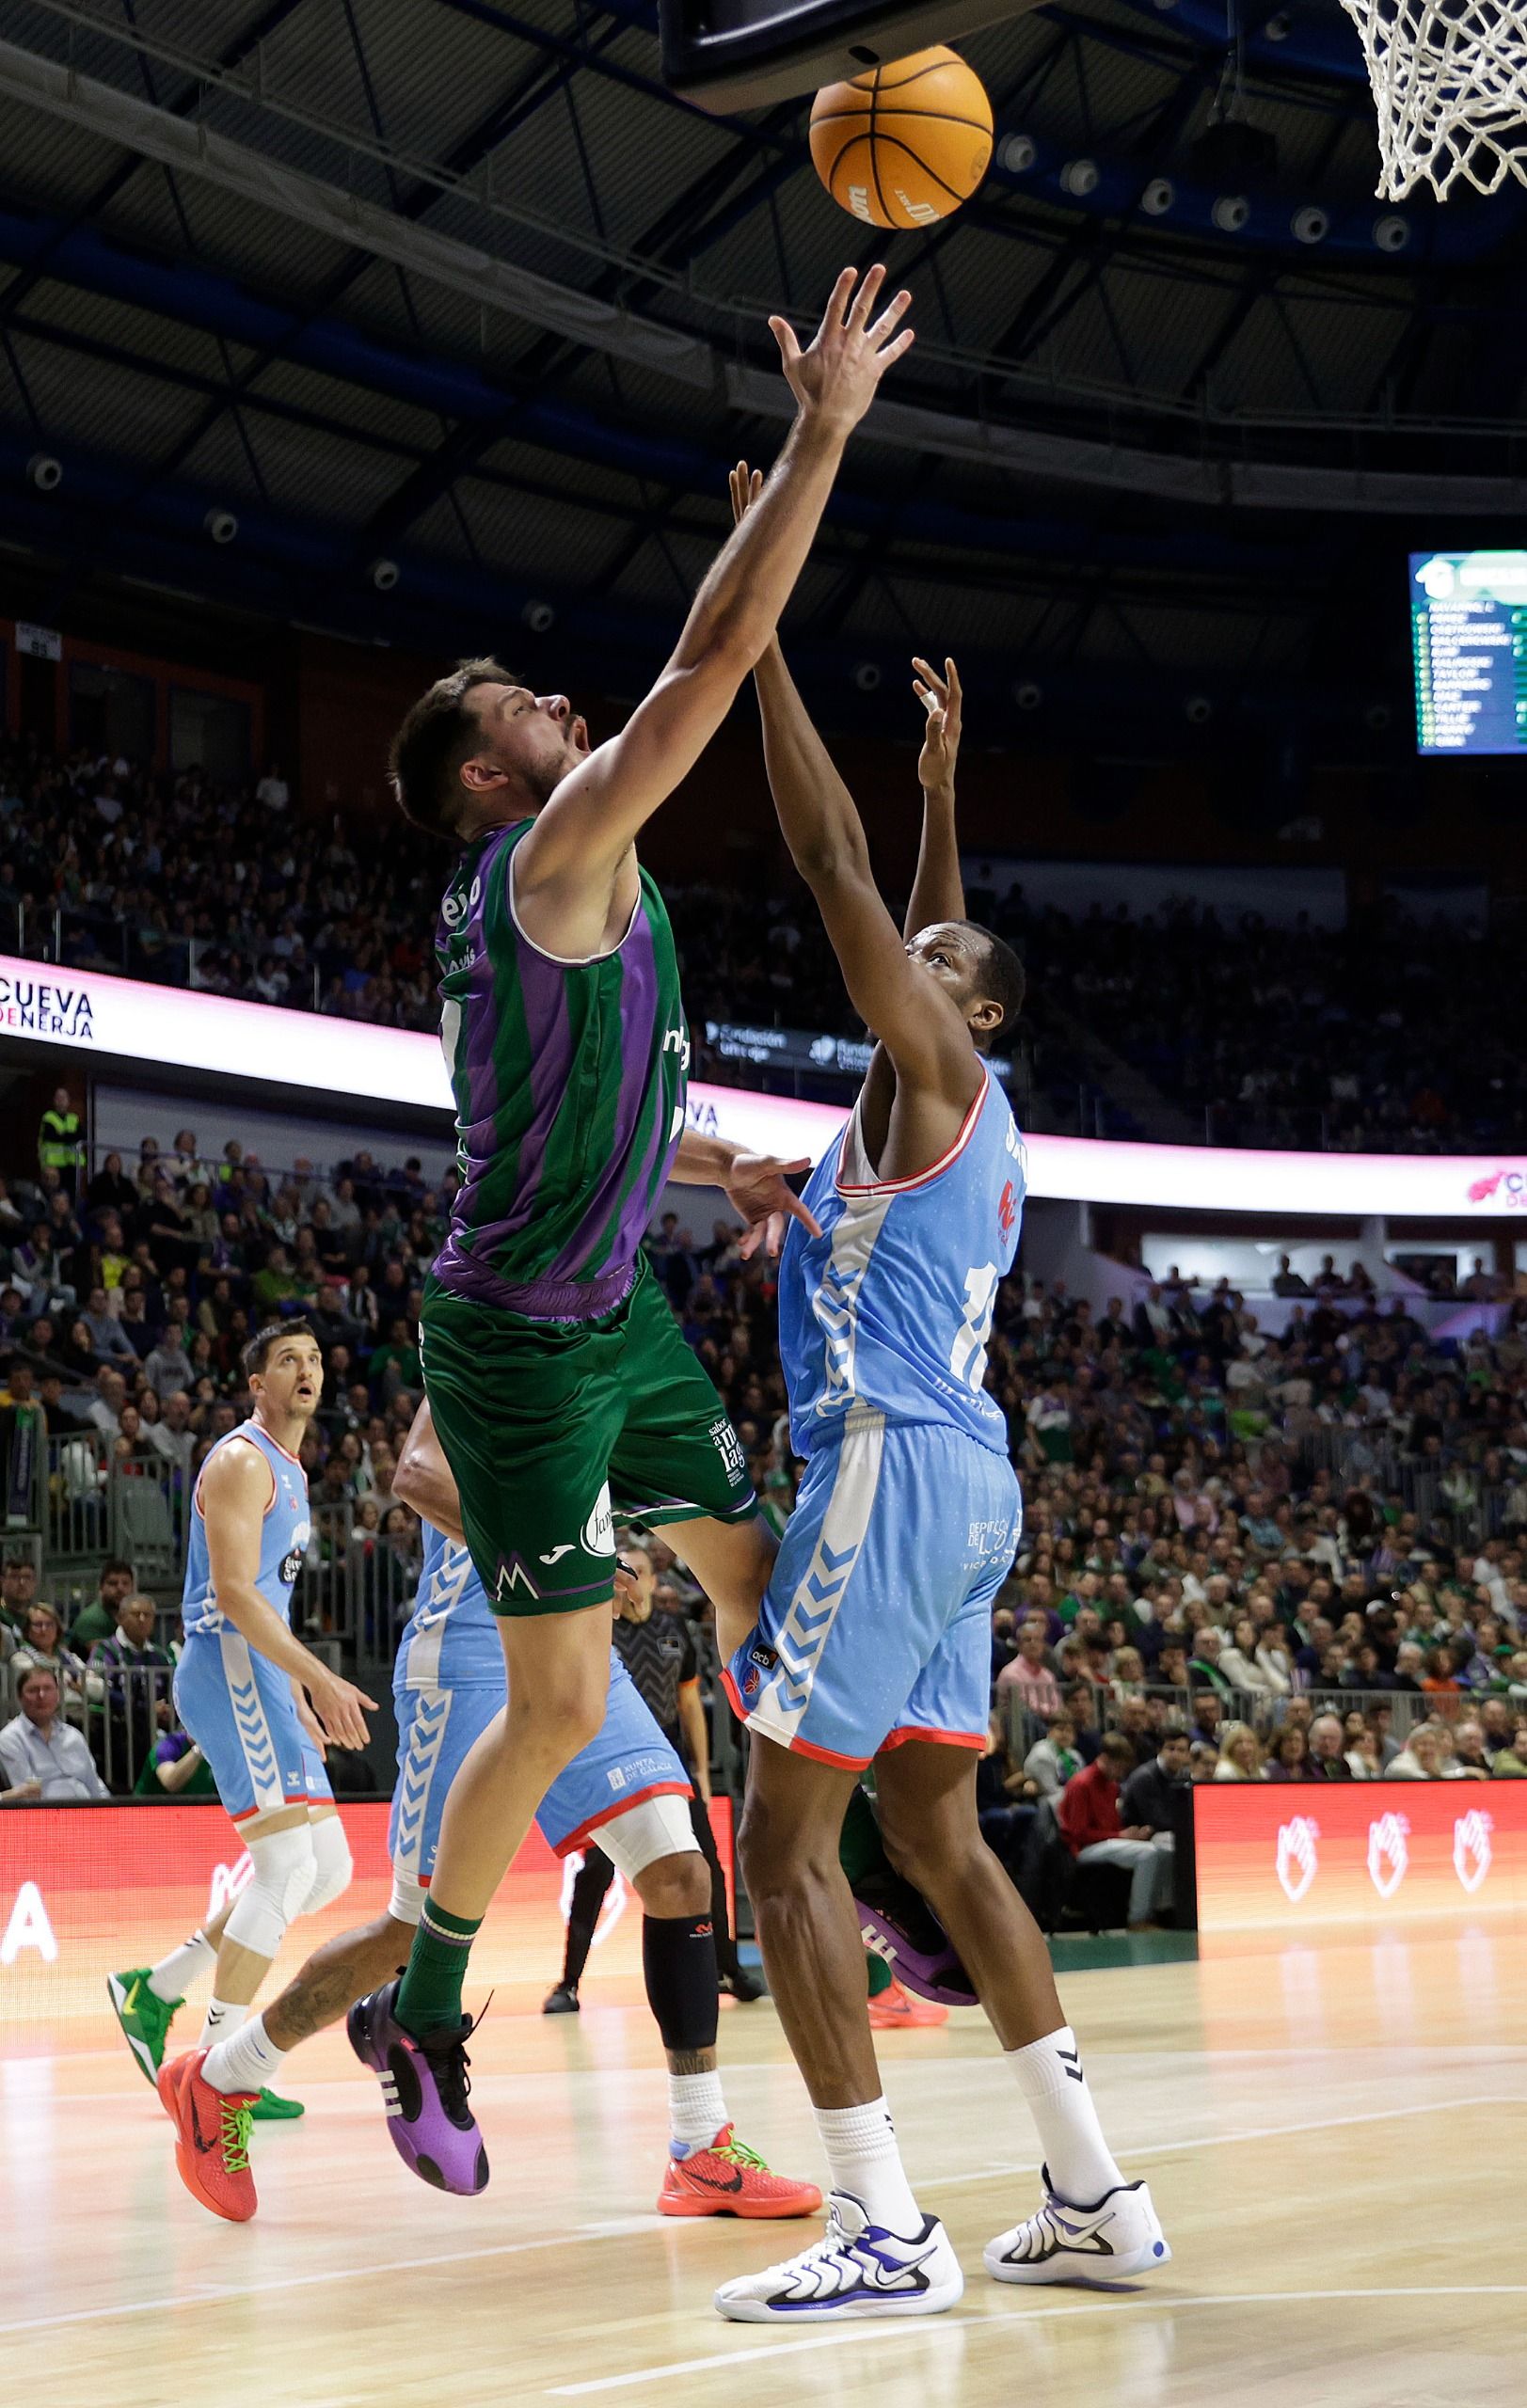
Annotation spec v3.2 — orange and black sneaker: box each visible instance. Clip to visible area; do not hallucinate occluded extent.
[158,2049,260,2223]
[867,1975,948,2031]
[659,2124,822,2221]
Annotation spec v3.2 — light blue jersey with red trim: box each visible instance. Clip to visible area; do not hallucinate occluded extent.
[181,1419,311,1637]
[779,1066,1025,1460]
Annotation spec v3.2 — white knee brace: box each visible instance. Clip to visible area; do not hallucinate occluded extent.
[300,1813,354,1916]
[226,1822,317,1959]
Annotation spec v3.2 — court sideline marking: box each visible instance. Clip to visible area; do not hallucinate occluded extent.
[545,2287,1527,2398]
[0,2090,1511,2339]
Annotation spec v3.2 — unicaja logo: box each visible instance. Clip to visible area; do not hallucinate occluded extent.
[1275,1815,1319,1902]
[1367,1812,1409,1899]
[1453,1808,1493,1894]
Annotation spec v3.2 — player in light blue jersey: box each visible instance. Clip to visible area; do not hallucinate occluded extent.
[151,1322,377,2222]
[174,1401,819,2226]
[715,473,1169,2324]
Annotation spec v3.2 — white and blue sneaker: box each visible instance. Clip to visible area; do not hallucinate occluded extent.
[714,2189,963,2323]
[984,2169,1170,2286]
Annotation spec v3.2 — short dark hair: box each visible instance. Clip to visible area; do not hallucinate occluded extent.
[962,921,1026,1050]
[244,1319,318,1378]
[102,1557,134,1582]
[1100,1731,1136,1768]
[389,657,518,836]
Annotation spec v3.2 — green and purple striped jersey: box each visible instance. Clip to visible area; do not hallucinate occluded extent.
[431,820,690,1321]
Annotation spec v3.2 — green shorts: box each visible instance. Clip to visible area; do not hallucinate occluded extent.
[420,1259,758,1616]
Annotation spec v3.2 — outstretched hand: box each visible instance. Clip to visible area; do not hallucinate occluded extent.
[914,655,962,793]
[724,1150,823,1260]
[769,264,914,435]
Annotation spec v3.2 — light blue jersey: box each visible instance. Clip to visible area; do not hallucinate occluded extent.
[176,1419,326,1822]
[394,1522,503,1691]
[182,1420,311,1637]
[780,1066,1026,1459]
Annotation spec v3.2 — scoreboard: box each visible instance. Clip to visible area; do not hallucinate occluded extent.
[1410,549,1527,754]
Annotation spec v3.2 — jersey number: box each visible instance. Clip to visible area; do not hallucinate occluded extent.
[950,1263,999,1391]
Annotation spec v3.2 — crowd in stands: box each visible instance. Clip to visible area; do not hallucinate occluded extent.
[6,1117,1525,1877]
[6,736,1527,1150]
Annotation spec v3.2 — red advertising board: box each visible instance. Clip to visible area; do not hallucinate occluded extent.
[1194,1779,1527,1945]
[0,1798,733,2055]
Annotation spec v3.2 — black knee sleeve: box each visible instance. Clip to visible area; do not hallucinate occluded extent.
[642,1912,720,2056]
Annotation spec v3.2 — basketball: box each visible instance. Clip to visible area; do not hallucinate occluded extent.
[809,46,993,231]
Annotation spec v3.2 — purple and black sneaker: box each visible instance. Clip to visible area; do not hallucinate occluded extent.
[346,1979,488,2195]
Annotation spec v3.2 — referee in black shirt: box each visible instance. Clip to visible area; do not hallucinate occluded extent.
[545,1545,763,2010]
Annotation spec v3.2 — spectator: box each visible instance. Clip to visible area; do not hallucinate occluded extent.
[1214,1722,1264,1782]
[1023,1710,1081,1798]
[1264,1725,1313,1782]
[1057,1731,1169,1931]
[67,1558,135,1654]
[38,1085,85,1197]
[0,1665,110,1801]
[8,1601,88,1719]
[995,1622,1062,1719]
[1307,1712,1353,1781]
[1119,1726,1190,1846]
[0,1555,41,1637]
[88,1592,175,1791]
[1388,1723,1444,1780]
[143,1322,196,1402]
[976,1715,1036,1877]
[1487,1722,1527,1778]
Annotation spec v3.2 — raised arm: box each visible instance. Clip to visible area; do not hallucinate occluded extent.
[904,655,966,938]
[747,594,977,1111]
[512,268,914,958]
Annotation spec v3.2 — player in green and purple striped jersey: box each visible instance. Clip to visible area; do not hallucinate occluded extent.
[348,270,917,2163]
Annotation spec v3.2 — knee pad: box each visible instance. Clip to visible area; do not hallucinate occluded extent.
[299,1813,354,1916]
[226,1823,317,1959]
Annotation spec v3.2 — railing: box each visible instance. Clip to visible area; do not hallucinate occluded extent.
[1296,1429,1517,1545]
[1000,1678,1502,1769]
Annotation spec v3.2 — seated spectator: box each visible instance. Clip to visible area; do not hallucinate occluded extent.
[1264,1725,1313,1782]
[9,1600,88,1719]
[88,1592,175,1791]
[1307,1712,1353,1781]
[976,1715,1036,1877]
[1487,1721,1527,1778]
[1214,1721,1264,1782]
[1056,1731,1171,1931]
[67,1557,135,1654]
[133,1722,216,1797]
[0,1664,110,1801]
[1023,1710,1081,1798]
[995,1622,1062,1720]
[1387,1723,1444,1780]
[0,1553,41,1637]
[1119,1725,1190,1841]
[1218,1611,1291,1698]
[1447,1716,1492,1781]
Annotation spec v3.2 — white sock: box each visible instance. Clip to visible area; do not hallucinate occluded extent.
[204,2012,287,2099]
[813,2096,921,2234]
[668,2068,728,2152]
[199,1996,248,2046]
[1007,2025,1124,2208]
[148,1927,215,2004]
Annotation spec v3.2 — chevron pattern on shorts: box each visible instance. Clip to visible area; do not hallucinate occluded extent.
[231,1673,278,1792]
[767,1538,859,1718]
[393,1690,451,1861]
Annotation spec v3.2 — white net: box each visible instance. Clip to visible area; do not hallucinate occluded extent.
[1340,0,1527,198]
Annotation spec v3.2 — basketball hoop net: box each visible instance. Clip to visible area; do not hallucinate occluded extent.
[1340,0,1527,198]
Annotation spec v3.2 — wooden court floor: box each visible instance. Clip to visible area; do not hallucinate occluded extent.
[6,1930,1525,2408]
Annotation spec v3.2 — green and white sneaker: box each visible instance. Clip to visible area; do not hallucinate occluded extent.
[107,1969,181,2084]
[251,2089,305,2121]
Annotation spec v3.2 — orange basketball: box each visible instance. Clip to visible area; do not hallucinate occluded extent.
[809,46,993,232]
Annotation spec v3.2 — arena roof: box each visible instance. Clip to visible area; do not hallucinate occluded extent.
[0,0,1521,721]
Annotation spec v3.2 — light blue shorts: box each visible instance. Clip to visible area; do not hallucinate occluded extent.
[388,1649,692,1917]
[724,1414,1021,1770]
[175,1627,312,1825]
